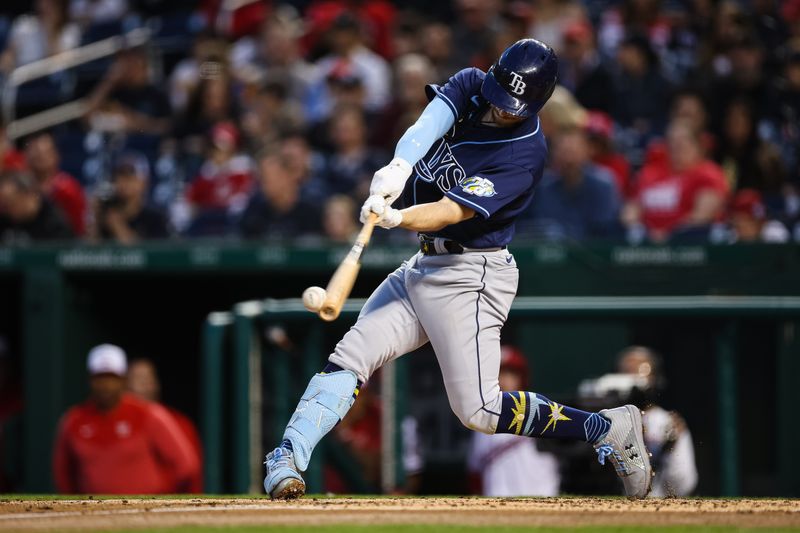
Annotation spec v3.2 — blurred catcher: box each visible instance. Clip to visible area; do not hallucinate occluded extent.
[578,346,698,497]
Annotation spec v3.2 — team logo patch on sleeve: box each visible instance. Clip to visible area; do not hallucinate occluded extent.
[459,176,497,197]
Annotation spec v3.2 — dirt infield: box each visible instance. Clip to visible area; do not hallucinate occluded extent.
[0,497,798,532]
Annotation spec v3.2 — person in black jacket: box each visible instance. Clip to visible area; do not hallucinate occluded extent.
[93,152,171,244]
[560,20,615,115]
[0,170,74,243]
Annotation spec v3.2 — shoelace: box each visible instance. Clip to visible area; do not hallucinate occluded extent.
[595,444,630,475]
[265,448,292,469]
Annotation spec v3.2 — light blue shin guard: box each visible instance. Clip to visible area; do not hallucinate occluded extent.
[282,370,358,471]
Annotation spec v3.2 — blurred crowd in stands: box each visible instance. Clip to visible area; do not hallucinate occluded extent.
[0,0,798,245]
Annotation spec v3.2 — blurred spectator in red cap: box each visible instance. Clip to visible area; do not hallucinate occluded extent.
[185,121,254,236]
[560,20,615,115]
[307,13,391,122]
[127,358,203,493]
[24,132,86,236]
[307,62,370,148]
[91,152,170,244]
[584,111,632,198]
[624,119,729,242]
[727,189,790,243]
[0,170,74,243]
[53,344,200,494]
[467,345,560,496]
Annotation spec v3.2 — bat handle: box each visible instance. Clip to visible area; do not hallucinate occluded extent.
[318,213,380,322]
[359,212,379,242]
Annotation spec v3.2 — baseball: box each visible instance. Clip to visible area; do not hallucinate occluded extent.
[302,286,327,312]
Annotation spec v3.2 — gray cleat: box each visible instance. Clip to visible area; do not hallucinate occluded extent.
[593,405,654,499]
[264,447,306,500]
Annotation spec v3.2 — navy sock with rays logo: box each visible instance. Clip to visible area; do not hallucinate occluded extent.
[495,391,610,443]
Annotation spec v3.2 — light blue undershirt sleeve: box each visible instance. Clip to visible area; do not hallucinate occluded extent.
[394,97,456,166]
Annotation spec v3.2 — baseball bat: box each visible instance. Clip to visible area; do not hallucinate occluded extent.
[318,213,379,321]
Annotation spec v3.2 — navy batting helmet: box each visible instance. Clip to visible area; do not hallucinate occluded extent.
[481,38,558,118]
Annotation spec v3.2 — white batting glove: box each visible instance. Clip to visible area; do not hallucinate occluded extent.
[369,157,412,205]
[360,194,385,223]
[376,206,402,229]
[360,194,403,229]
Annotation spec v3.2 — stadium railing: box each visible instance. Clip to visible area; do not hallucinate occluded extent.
[1,27,150,139]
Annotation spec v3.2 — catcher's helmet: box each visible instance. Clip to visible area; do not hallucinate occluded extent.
[481,38,558,118]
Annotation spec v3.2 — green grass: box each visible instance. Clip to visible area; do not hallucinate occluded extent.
[108,527,800,533]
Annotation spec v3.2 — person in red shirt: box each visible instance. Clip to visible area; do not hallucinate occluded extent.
[126,358,203,493]
[186,122,254,235]
[24,132,87,236]
[622,119,729,242]
[53,344,200,494]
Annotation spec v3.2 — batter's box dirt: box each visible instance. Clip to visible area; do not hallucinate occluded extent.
[0,497,798,532]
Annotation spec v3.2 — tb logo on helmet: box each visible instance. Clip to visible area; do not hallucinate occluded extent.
[509,72,526,95]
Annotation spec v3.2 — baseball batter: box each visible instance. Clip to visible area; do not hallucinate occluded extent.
[265,39,653,500]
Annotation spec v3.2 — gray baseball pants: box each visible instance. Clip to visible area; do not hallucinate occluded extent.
[328,249,518,434]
